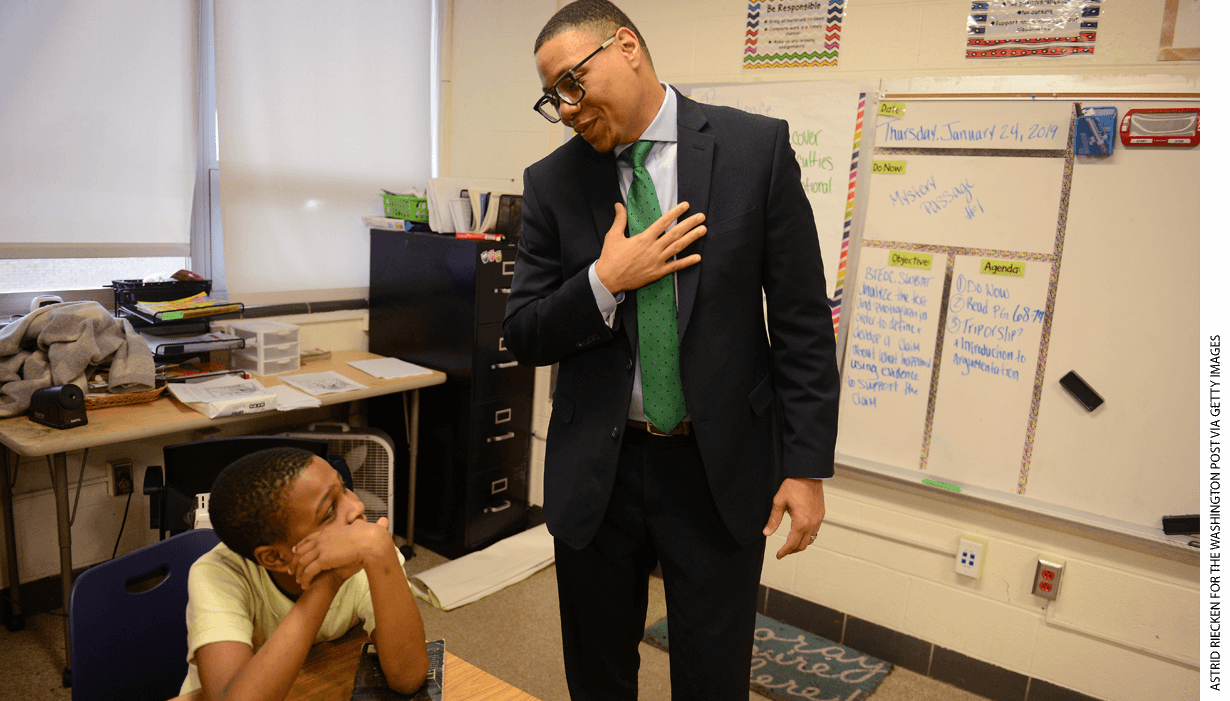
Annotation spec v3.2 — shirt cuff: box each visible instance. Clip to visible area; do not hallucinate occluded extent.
[589,262,623,328]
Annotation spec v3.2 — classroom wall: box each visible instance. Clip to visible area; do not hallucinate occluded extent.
[442,1,1200,699]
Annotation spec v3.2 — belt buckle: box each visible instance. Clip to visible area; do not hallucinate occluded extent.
[646,422,669,437]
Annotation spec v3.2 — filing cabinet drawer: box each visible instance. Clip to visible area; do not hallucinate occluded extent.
[471,397,531,469]
[476,249,516,326]
[464,463,528,549]
[473,324,533,402]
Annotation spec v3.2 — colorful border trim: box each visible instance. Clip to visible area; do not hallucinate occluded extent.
[966,45,1094,59]
[831,94,865,336]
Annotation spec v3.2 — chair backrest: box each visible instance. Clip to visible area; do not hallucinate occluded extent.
[68,528,221,701]
[160,436,330,538]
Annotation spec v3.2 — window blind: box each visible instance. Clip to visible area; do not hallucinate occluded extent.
[214,0,433,306]
[0,0,197,260]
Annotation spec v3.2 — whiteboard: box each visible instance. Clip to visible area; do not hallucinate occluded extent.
[836,98,1200,539]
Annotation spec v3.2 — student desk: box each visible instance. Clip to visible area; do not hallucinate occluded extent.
[0,350,446,685]
[169,630,541,701]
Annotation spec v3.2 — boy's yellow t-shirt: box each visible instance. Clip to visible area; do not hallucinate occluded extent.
[179,541,407,695]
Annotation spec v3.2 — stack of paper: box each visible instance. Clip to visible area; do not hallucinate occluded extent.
[166,376,277,418]
[267,385,322,411]
[141,331,244,359]
[279,371,368,396]
[129,292,243,323]
[348,358,434,379]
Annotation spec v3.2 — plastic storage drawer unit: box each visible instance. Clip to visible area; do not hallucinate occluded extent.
[228,320,300,376]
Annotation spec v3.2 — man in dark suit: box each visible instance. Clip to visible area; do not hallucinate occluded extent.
[503,2,840,699]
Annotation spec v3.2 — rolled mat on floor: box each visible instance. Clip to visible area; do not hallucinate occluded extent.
[410,524,555,610]
[644,613,893,700]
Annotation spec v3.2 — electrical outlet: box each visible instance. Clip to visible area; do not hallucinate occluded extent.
[107,459,133,497]
[1033,557,1065,600]
[955,535,989,578]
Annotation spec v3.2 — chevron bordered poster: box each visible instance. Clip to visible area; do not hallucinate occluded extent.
[744,1,845,70]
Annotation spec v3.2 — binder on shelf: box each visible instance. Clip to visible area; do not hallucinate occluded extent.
[493,194,522,241]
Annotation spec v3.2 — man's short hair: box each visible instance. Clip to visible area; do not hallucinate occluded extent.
[534,0,652,66]
[208,447,317,561]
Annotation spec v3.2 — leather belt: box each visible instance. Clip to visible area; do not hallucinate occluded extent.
[627,419,691,437]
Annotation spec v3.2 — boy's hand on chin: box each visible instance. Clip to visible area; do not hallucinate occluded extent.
[290,516,393,588]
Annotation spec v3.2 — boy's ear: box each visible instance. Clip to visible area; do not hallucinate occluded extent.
[253,544,288,571]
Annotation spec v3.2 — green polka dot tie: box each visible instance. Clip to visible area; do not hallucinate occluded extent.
[625,141,686,433]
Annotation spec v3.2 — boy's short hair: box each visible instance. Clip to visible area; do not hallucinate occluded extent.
[534,0,652,67]
[208,447,317,561]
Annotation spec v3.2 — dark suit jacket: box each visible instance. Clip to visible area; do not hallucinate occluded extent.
[504,90,840,551]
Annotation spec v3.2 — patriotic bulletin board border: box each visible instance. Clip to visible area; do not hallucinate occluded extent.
[744,0,845,69]
[966,0,1100,59]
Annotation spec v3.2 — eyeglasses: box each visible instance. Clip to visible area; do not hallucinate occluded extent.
[533,35,617,123]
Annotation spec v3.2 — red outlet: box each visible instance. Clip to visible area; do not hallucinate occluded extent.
[1033,558,1064,600]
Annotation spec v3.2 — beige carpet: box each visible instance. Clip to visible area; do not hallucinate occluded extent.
[405,546,989,701]
[0,542,990,701]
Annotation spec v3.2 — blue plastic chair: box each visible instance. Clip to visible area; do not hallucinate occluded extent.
[68,528,220,701]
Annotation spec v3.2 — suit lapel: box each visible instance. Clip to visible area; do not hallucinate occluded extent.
[579,146,638,348]
[581,147,620,252]
[675,94,712,341]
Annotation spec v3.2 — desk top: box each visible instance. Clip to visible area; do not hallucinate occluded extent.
[0,350,446,457]
[170,631,540,701]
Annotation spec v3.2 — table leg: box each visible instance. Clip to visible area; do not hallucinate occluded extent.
[406,389,420,548]
[0,449,22,631]
[48,452,72,686]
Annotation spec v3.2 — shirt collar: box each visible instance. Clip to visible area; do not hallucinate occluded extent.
[614,82,677,158]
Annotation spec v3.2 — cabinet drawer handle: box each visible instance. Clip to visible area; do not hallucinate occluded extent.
[487,432,515,443]
[486,500,512,514]
[494,288,511,294]
[491,361,519,369]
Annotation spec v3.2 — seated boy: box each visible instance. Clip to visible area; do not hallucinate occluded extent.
[179,446,428,700]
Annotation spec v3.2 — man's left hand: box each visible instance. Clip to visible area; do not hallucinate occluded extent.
[762,478,826,559]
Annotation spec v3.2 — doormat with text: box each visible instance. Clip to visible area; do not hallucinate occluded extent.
[644,613,892,700]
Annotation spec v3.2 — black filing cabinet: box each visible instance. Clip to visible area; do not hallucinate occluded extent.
[368,230,532,558]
